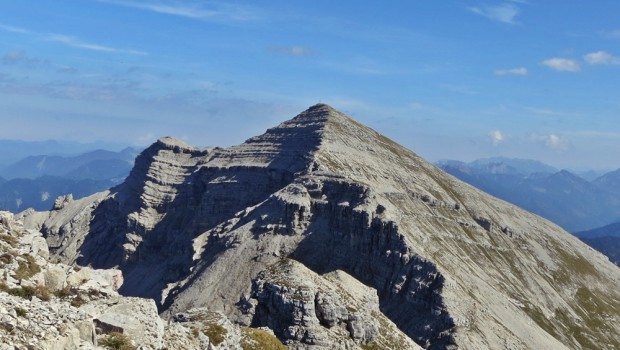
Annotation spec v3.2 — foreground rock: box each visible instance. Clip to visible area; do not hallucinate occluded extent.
[18,104,620,349]
[2,211,284,350]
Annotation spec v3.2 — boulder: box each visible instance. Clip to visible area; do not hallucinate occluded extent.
[94,297,164,349]
[44,265,68,292]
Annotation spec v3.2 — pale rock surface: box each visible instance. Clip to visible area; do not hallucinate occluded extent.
[93,297,164,349]
[17,104,620,349]
[249,259,422,349]
[0,212,164,349]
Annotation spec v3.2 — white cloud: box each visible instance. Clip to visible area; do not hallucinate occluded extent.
[584,50,620,65]
[535,134,570,151]
[541,58,580,72]
[495,67,528,76]
[99,0,257,21]
[270,46,315,57]
[470,3,520,24]
[489,130,505,144]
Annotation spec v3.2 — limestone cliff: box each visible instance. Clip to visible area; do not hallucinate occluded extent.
[20,104,620,349]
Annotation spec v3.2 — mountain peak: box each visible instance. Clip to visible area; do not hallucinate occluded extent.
[155,136,197,152]
[275,103,352,130]
[206,104,359,172]
[19,105,620,349]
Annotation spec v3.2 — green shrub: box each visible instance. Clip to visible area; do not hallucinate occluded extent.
[99,332,135,350]
[71,295,86,308]
[8,284,50,301]
[14,255,41,280]
[54,286,78,299]
[241,327,287,350]
[15,307,27,317]
[8,286,35,299]
[0,234,17,248]
[0,252,14,265]
[34,284,51,301]
[204,323,227,346]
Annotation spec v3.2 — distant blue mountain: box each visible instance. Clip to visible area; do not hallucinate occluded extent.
[0,176,123,212]
[579,236,620,266]
[0,145,141,213]
[593,168,620,196]
[0,139,131,168]
[574,222,620,239]
[438,158,620,232]
[438,158,620,265]
[1,147,138,180]
[437,157,558,176]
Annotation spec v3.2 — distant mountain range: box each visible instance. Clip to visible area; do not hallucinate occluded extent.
[575,222,620,265]
[437,157,620,232]
[0,139,130,168]
[438,157,620,265]
[0,176,122,212]
[0,147,139,212]
[0,147,137,180]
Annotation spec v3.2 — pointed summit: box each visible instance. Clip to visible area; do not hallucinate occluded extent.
[207,103,352,172]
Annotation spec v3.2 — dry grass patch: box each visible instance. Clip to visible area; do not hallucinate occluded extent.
[241,327,287,350]
[14,255,41,280]
[99,332,135,350]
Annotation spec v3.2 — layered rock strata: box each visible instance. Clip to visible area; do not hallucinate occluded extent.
[18,104,620,349]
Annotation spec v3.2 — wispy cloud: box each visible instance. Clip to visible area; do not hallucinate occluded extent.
[44,33,146,55]
[584,50,620,65]
[469,3,521,24]
[495,67,528,76]
[604,29,620,39]
[99,0,258,21]
[541,57,580,72]
[0,23,30,33]
[269,46,316,57]
[1,21,146,56]
[0,22,146,55]
[489,130,505,144]
[524,107,562,116]
[439,84,479,95]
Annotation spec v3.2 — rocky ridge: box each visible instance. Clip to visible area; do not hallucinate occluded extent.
[16,104,620,349]
[0,211,291,349]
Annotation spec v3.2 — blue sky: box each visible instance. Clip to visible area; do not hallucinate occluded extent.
[0,1,619,169]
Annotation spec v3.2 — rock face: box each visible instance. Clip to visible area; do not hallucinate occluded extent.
[0,211,166,349]
[19,104,620,349]
[0,211,281,350]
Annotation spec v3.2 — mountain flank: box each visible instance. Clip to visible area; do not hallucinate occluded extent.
[18,104,620,349]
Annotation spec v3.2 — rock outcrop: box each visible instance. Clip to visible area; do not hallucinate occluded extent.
[1,211,288,350]
[17,104,620,349]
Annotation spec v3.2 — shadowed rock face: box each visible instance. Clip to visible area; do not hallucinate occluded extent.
[22,104,620,350]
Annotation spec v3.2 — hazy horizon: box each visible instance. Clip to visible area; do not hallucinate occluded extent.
[0,135,616,174]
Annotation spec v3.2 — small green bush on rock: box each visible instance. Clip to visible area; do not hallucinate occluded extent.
[99,332,135,350]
